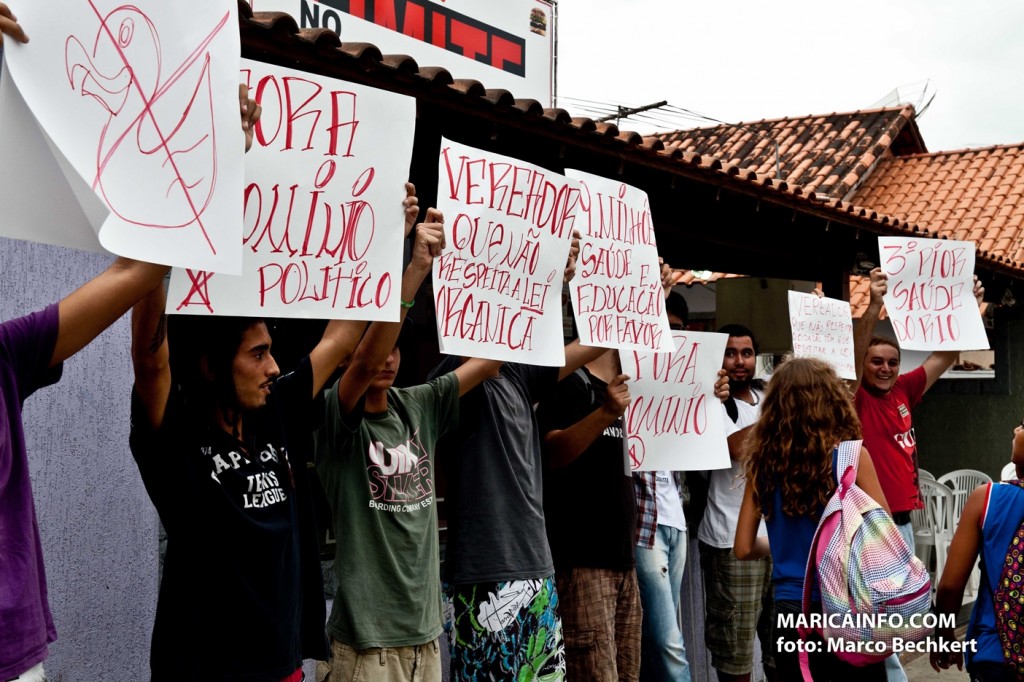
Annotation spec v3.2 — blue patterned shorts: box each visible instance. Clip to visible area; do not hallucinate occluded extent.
[444,576,566,681]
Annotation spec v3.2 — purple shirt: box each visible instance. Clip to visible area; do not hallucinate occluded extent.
[0,304,62,680]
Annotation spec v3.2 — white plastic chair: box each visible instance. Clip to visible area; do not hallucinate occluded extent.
[918,468,935,481]
[914,478,955,592]
[938,469,993,526]
[1001,462,1018,481]
[937,469,992,595]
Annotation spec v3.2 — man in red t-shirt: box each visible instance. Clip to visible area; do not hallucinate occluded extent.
[852,268,983,682]
[853,267,985,547]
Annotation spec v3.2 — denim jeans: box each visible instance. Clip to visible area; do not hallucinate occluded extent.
[635,524,691,682]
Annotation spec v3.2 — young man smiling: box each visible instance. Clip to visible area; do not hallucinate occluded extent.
[852,267,984,682]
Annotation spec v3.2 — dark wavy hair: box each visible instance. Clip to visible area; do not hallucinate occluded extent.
[167,314,268,431]
[745,357,861,520]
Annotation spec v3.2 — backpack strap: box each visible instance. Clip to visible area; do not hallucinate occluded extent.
[797,440,863,682]
[993,480,1024,677]
[834,439,863,496]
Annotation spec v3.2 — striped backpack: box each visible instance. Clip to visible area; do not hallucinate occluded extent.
[800,439,932,672]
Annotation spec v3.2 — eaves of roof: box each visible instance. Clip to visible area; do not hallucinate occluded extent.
[237,2,1023,281]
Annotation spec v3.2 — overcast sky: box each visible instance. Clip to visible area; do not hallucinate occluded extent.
[555,0,1024,152]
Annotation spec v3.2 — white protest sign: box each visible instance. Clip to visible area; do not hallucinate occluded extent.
[1,0,244,273]
[878,236,988,351]
[433,138,580,365]
[564,169,674,354]
[619,331,730,472]
[167,59,416,319]
[787,291,856,379]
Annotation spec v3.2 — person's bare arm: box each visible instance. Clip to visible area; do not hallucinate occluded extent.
[930,484,986,673]
[734,482,769,559]
[311,186,423,401]
[850,267,886,394]
[921,276,984,392]
[727,425,753,462]
[331,204,443,413]
[0,3,28,45]
[543,373,630,469]
[55,259,170,368]
[130,278,172,429]
[854,446,890,515]
[453,359,503,397]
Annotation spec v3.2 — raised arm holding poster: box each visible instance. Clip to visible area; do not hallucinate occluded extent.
[432,137,580,365]
[878,236,989,350]
[0,0,244,273]
[564,169,674,354]
[787,290,855,379]
[619,330,729,472]
[167,58,416,319]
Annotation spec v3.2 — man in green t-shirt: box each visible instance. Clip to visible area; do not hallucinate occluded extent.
[314,206,501,682]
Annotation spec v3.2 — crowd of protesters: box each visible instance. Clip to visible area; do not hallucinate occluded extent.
[4,6,1024,682]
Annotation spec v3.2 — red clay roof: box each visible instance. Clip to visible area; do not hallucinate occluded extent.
[656,106,927,200]
[850,143,1024,266]
[238,3,1021,280]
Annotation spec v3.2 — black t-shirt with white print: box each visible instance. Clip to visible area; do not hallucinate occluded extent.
[130,358,324,682]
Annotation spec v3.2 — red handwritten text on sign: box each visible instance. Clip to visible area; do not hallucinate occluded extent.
[433,138,580,365]
[567,171,673,353]
[877,236,988,351]
[170,59,415,320]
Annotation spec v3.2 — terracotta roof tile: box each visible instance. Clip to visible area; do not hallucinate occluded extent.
[656,106,926,199]
[850,142,1024,267]
[236,2,1022,280]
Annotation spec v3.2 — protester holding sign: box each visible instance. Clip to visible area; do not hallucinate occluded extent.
[313,205,502,682]
[433,236,627,682]
[535,259,679,682]
[0,30,257,680]
[854,266,983,682]
[126,193,416,681]
[854,267,984,549]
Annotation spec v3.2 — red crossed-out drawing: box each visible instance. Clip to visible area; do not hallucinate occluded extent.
[65,2,231,255]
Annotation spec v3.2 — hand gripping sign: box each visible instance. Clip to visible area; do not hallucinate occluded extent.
[432,138,580,365]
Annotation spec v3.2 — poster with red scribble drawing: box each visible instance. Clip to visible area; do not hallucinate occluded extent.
[878,236,989,351]
[166,59,416,319]
[0,0,244,273]
[433,138,581,365]
[619,331,730,472]
[564,169,675,354]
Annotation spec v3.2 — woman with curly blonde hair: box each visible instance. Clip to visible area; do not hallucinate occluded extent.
[734,357,890,681]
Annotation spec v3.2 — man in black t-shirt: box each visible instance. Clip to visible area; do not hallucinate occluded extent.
[537,348,640,680]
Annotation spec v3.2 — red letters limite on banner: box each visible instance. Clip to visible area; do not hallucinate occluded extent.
[565,169,674,353]
[166,58,417,320]
[433,138,580,365]
[878,237,988,351]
